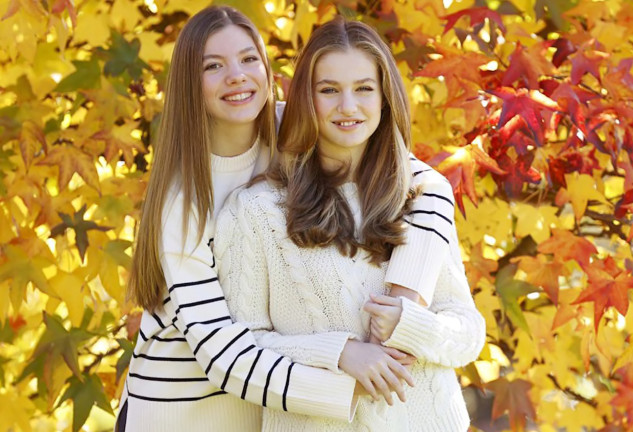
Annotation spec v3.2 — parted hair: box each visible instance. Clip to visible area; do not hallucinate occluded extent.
[268,17,414,264]
[130,6,276,310]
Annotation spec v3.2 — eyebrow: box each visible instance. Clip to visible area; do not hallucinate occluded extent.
[314,78,377,86]
[203,46,257,60]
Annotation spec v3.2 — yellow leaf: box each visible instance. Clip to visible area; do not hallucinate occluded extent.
[73,10,111,47]
[563,173,609,220]
[49,270,86,326]
[0,389,34,432]
[291,1,318,49]
[0,280,10,325]
[513,203,559,243]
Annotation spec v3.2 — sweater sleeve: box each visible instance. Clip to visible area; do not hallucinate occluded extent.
[385,156,455,305]
[159,185,356,421]
[383,238,485,367]
[214,187,357,375]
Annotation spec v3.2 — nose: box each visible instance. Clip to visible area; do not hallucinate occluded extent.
[337,91,358,116]
[226,63,247,85]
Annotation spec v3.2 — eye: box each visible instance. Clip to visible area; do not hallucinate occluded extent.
[204,62,221,71]
[357,85,374,92]
[318,87,338,94]
[243,55,260,63]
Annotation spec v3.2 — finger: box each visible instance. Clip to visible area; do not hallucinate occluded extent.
[359,377,378,401]
[389,360,415,388]
[371,373,393,406]
[369,293,402,306]
[363,302,388,315]
[381,346,407,359]
[382,366,406,403]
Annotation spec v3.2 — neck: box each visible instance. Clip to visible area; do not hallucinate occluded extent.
[211,122,257,157]
[318,147,365,182]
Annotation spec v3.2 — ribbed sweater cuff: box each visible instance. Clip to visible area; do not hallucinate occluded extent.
[308,332,357,373]
[285,364,358,422]
[384,297,437,357]
[385,228,447,306]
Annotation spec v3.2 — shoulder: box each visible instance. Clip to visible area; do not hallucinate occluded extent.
[409,155,454,203]
[224,180,284,220]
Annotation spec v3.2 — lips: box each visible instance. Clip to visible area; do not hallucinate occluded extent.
[332,119,364,127]
[222,91,255,102]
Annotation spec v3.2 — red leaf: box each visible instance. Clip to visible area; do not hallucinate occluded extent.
[487,377,536,430]
[489,87,561,146]
[414,47,489,85]
[442,6,506,35]
[502,43,555,90]
[537,229,597,268]
[573,257,633,331]
[569,46,609,85]
[551,38,577,67]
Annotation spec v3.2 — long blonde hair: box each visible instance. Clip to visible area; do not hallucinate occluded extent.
[130,6,276,310]
[269,17,413,264]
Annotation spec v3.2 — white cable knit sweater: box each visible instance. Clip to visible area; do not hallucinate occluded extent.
[214,169,486,431]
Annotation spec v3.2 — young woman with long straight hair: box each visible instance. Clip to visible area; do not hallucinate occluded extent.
[214,17,485,431]
[116,5,447,432]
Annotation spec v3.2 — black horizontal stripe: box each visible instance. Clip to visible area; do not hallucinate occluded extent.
[128,372,208,383]
[177,296,224,311]
[404,220,449,244]
[409,210,453,225]
[413,169,431,176]
[168,277,218,293]
[221,345,256,390]
[193,328,222,355]
[262,356,284,407]
[205,328,250,375]
[422,192,454,207]
[282,362,294,411]
[184,316,231,335]
[151,313,166,329]
[132,352,196,362]
[128,390,226,403]
[163,297,171,305]
[242,349,264,399]
[139,329,187,343]
[207,238,213,247]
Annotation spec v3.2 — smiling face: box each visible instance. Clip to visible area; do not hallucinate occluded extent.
[202,25,269,132]
[313,48,382,168]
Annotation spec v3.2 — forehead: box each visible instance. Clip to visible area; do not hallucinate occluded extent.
[204,24,256,55]
[314,48,378,82]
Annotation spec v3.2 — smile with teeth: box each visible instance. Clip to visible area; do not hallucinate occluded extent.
[223,92,254,102]
[333,120,363,127]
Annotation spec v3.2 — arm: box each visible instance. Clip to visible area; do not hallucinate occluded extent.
[384,157,456,306]
[160,186,357,421]
[215,187,414,404]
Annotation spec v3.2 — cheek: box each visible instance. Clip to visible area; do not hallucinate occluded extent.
[314,97,330,124]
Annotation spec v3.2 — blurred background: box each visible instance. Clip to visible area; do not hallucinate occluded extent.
[0,0,632,430]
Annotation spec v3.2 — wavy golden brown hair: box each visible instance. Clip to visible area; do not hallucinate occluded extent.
[130,6,276,310]
[268,17,414,264]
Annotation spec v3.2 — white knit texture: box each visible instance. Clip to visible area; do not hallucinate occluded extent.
[215,176,486,432]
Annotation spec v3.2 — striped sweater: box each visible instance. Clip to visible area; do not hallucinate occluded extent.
[118,141,457,431]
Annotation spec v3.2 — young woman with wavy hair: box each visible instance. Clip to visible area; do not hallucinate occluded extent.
[215,17,485,431]
[116,6,437,432]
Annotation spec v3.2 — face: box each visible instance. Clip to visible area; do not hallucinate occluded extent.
[313,48,382,165]
[202,25,269,130]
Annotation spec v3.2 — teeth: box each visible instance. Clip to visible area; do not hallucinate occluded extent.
[337,121,359,126]
[224,92,252,101]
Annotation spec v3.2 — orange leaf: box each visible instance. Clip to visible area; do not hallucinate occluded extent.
[464,241,498,286]
[514,255,566,305]
[537,229,597,268]
[36,144,100,191]
[487,377,536,430]
[573,257,633,332]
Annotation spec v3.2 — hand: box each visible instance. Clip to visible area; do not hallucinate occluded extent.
[364,294,403,342]
[368,323,416,366]
[339,340,414,405]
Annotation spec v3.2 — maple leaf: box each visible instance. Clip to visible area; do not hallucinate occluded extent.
[558,173,609,221]
[36,144,100,191]
[96,30,150,81]
[414,47,489,85]
[489,87,561,146]
[58,373,114,432]
[442,6,506,35]
[91,121,146,168]
[394,33,434,72]
[537,229,597,268]
[19,120,47,169]
[513,255,566,305]
[502,42,556,90]
[573,257,633,332]
[547,82,598,136]
[551,38,577,67]
[569,45,609,85]
[487,377,536,430]
[49,204,112,262]
[51,0,77,27]
[495,264,537,333]
[116,338,134,382]
[464,241,498,286]
[612,365,633,425]
[0,245,54,310]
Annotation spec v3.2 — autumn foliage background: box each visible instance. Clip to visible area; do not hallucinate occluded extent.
[0,0,632,430]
